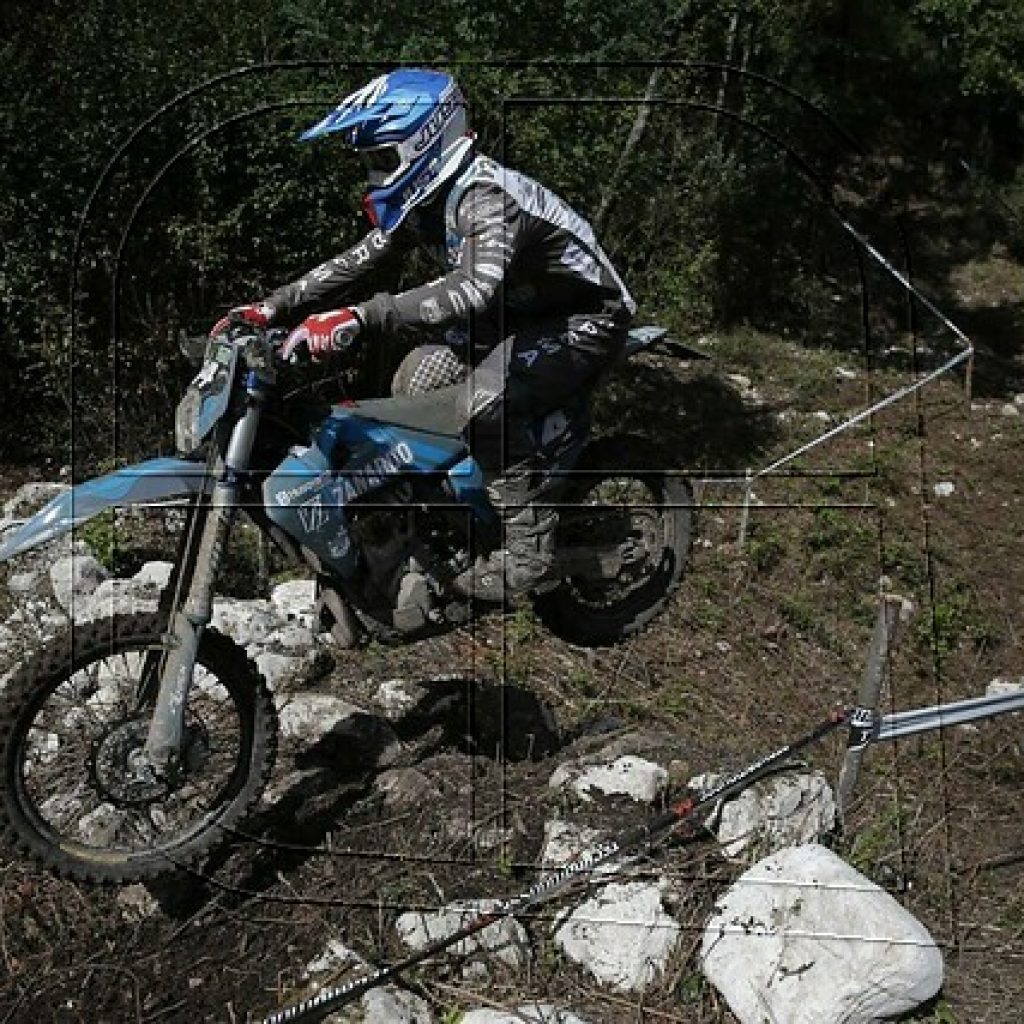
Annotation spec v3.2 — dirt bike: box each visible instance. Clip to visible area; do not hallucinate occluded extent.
[0,320,695,882]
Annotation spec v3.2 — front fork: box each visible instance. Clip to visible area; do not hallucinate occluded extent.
[143,396,264,769]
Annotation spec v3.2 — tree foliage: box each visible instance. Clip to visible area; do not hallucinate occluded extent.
[1,0,1021,467]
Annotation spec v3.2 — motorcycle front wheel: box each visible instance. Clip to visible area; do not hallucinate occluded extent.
[0,612,277,883]
[533,436,695,647]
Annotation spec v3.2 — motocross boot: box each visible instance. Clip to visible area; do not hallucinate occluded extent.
[454,467,558,603]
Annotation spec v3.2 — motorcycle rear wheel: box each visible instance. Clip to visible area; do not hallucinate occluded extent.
[0,612,276,883]
[532,436,695,647]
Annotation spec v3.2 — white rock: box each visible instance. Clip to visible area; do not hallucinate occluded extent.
[375,767,441,808]
[77,578,158,620]
[256,651,308,688]
[131,561,173,591]
[986,676,1024,696]
[1000,402,1021,417]
[275,694,366,742]
[303,937,362,979]
[49,554,109,613]
[261,768,322,807]
[361,987,434,1024]
[539,819,605,871]
[461,1005,591,1024]
[210,598,283,648]
[689,770,835,859]
[77,803,120,848]
[263,623,314,653]
[835,367,858,381]
[7,571,47,598]
[396,900,530,973]
[554,880,680,992]
[726,373,753,391]
[2,482,69,520]
[550,755,668,804]
[701,844,943,1024]
[1015,393,1024,407]
[271,578,316,627]
[376,678,427,718]
[812,410,833,423]
[932,481,955,498]
[116,884,160,923]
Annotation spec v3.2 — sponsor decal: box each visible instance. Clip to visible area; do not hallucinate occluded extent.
[412,89,458,153]
[275,473,328,506]
[846,706,878,750]
[298,494,328,533]
[335,442,415,503]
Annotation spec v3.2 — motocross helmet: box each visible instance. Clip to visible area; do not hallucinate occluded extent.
[300,69,473,232]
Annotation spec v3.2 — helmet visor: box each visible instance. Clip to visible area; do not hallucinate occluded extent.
[359,145,403,186]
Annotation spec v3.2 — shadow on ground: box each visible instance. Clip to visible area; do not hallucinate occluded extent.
[147,675,562,918]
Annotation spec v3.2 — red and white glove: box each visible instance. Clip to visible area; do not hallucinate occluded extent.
[282,308,362,363]
[209,302,276,338]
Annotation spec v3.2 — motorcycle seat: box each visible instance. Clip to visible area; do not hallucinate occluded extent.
[352,383,467,438]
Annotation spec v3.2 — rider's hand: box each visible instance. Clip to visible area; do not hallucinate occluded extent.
[209,302,276,338]
[282,308,363,363]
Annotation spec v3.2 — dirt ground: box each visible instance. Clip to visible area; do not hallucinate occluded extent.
[1,222,1023,1024]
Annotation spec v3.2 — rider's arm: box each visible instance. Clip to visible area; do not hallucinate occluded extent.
[265,227,395,324]
[356,184,521,333]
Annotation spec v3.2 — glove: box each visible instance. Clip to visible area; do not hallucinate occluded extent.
[282,308,362,363]
[209,301,276,338]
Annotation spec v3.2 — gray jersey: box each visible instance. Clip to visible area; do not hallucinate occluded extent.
[266,155,635,335]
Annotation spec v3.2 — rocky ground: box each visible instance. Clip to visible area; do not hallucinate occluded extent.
[1,242,1024,1022]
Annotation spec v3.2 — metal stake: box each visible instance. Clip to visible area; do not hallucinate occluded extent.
[837,584,914,819]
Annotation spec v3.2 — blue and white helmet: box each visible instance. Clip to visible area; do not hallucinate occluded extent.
[300,69,472,232]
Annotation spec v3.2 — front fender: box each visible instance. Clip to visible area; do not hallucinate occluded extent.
[0,457,211,563]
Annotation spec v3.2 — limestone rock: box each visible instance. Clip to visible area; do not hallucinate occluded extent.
[303,937,363,979]
[375,678,429,719]
[374,767,442,809]
[688,769,836,858]
[701,843,943,1024]
[75,574,169,621]
[986,676,1024,696]
[115,884,160,923]
[550,755,667,804]
[271,578,316,627]
[276,694,367,741]
[554,881,680,992]
[2,482,69,521]
[210,598,283,649]
[275,693,400,771]
[130,561,174,592]
[460,1006,592,1024]
[539,819,605,871]
[360,987,433,1024]
[256,651,309,689]
[395,900,530,974]
[49,554,109,613]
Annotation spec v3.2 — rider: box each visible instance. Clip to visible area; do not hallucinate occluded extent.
[212,69,636,602]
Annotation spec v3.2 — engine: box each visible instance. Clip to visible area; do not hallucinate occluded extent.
[349,498,472,633]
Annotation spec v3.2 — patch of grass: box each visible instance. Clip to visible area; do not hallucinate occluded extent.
[917,581,999,657]
[78,509,119,573]
[746,521,787,575]
[848,802,905,878]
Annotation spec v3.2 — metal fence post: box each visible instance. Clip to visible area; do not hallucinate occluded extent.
[837,584,915,822]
